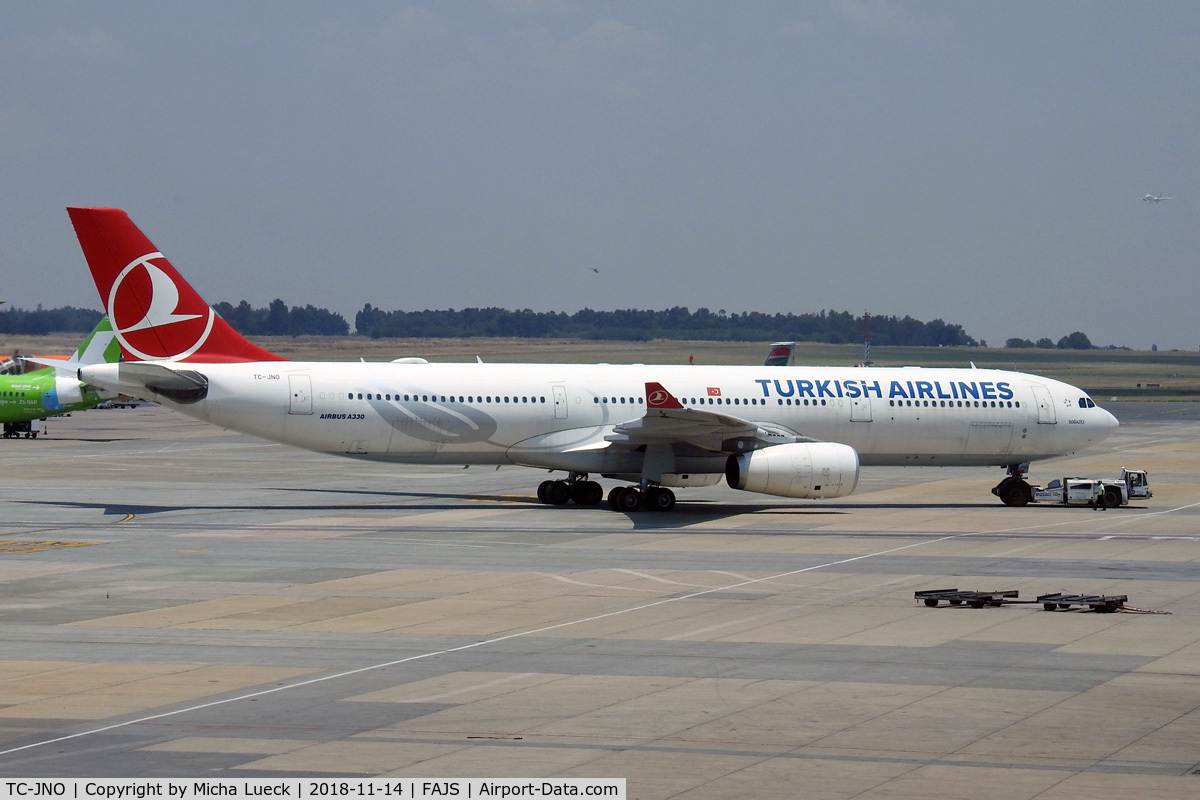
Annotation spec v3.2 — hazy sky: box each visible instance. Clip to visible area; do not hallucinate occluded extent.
[2,2,1197,349]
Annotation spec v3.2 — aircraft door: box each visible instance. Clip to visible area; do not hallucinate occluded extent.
[289,374,313,415]
[552,384,568,419]
[1031,384,1056,424]
[850,395,872,422]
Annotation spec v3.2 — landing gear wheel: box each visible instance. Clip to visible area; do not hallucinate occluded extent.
[643,487,676,512]
[571,480,604,505]
[609,486,642,512]
[997,477,1032,507]
[537,480,554,504]
[546,480,571,505]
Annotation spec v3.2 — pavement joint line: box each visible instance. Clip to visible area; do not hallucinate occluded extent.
[0,527,978,759]
[539,573,663,593]
[614,568,723,588]
[6,499,1200,761]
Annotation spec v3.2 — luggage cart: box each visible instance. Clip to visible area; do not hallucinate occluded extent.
[915,588,1020,608]
[1037,593,1127,613]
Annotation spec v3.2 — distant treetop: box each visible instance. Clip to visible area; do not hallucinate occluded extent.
[1005,331,1098,350]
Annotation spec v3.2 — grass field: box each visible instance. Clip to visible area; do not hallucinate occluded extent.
[5,333,1199,400]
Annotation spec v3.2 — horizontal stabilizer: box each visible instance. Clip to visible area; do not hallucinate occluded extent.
[80,362,209,404]
[23,356,79,374]
[120,363,209,404]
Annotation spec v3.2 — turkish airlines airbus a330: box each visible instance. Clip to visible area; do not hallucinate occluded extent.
[68,207,1118,512]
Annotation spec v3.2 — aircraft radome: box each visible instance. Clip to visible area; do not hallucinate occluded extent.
[68,207,1118,512]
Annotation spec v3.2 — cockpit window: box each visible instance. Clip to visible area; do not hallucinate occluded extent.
[1079,397,1096,408]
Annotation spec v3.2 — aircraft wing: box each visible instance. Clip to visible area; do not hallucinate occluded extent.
[605,382,811,452]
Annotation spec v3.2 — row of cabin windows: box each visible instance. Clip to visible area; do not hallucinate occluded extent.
[2,391,30,397]
[315,391,1033,413]
[593,396,774,406]
[322,392,549,404]
[888,399,1021,408]
[687,397,766,405]
[334,393,774,407]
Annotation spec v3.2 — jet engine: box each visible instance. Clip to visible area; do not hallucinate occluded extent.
[725,442,860,499]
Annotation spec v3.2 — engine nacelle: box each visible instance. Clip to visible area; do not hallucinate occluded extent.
[725,442,860,499]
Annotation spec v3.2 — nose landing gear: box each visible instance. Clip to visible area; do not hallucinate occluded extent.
[993,463,1033,507]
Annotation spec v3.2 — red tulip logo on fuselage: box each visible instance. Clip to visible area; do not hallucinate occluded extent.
[108,253,215,361]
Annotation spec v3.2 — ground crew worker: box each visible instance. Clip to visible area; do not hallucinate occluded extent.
[1093,482,1107,511]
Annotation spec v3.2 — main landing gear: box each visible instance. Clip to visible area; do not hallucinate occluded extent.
[536,473,604,507]
[534,473,677,512]
[607,485,675,513]
[993,463,1033,507]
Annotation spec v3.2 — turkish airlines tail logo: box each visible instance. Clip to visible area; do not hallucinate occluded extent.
[108,253,216,361]
[68,208,285,363]
[645,381,684,410]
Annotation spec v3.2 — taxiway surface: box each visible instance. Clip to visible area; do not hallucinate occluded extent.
[1,403,1199,799]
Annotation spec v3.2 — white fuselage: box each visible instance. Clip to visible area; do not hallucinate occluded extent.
[83,361,1118,479]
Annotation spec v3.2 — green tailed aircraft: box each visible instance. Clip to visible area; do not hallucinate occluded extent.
[1,316,121,438]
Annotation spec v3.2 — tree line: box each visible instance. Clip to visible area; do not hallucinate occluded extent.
[210,300,350,336]
[4,302,1115,350]
[0,305,103,334]
[0,301,349,337]
[354,305,981,346]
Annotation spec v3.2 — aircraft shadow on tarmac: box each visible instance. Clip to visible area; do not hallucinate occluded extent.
[20,485,1019,532]
[5,436,133,444]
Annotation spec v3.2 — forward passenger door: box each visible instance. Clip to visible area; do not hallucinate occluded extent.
[1031,384,1056,424]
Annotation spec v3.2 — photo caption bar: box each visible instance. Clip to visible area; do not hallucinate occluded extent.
[1,781,624,800]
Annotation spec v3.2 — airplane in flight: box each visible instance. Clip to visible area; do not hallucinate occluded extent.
[1,316,120,438]
[67,207,1119,511]
[1143,194,1174,202]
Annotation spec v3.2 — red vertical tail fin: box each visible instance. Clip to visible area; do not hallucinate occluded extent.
[68,207,284,363]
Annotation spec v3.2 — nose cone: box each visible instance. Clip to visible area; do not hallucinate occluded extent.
[1094,405,1119,442]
